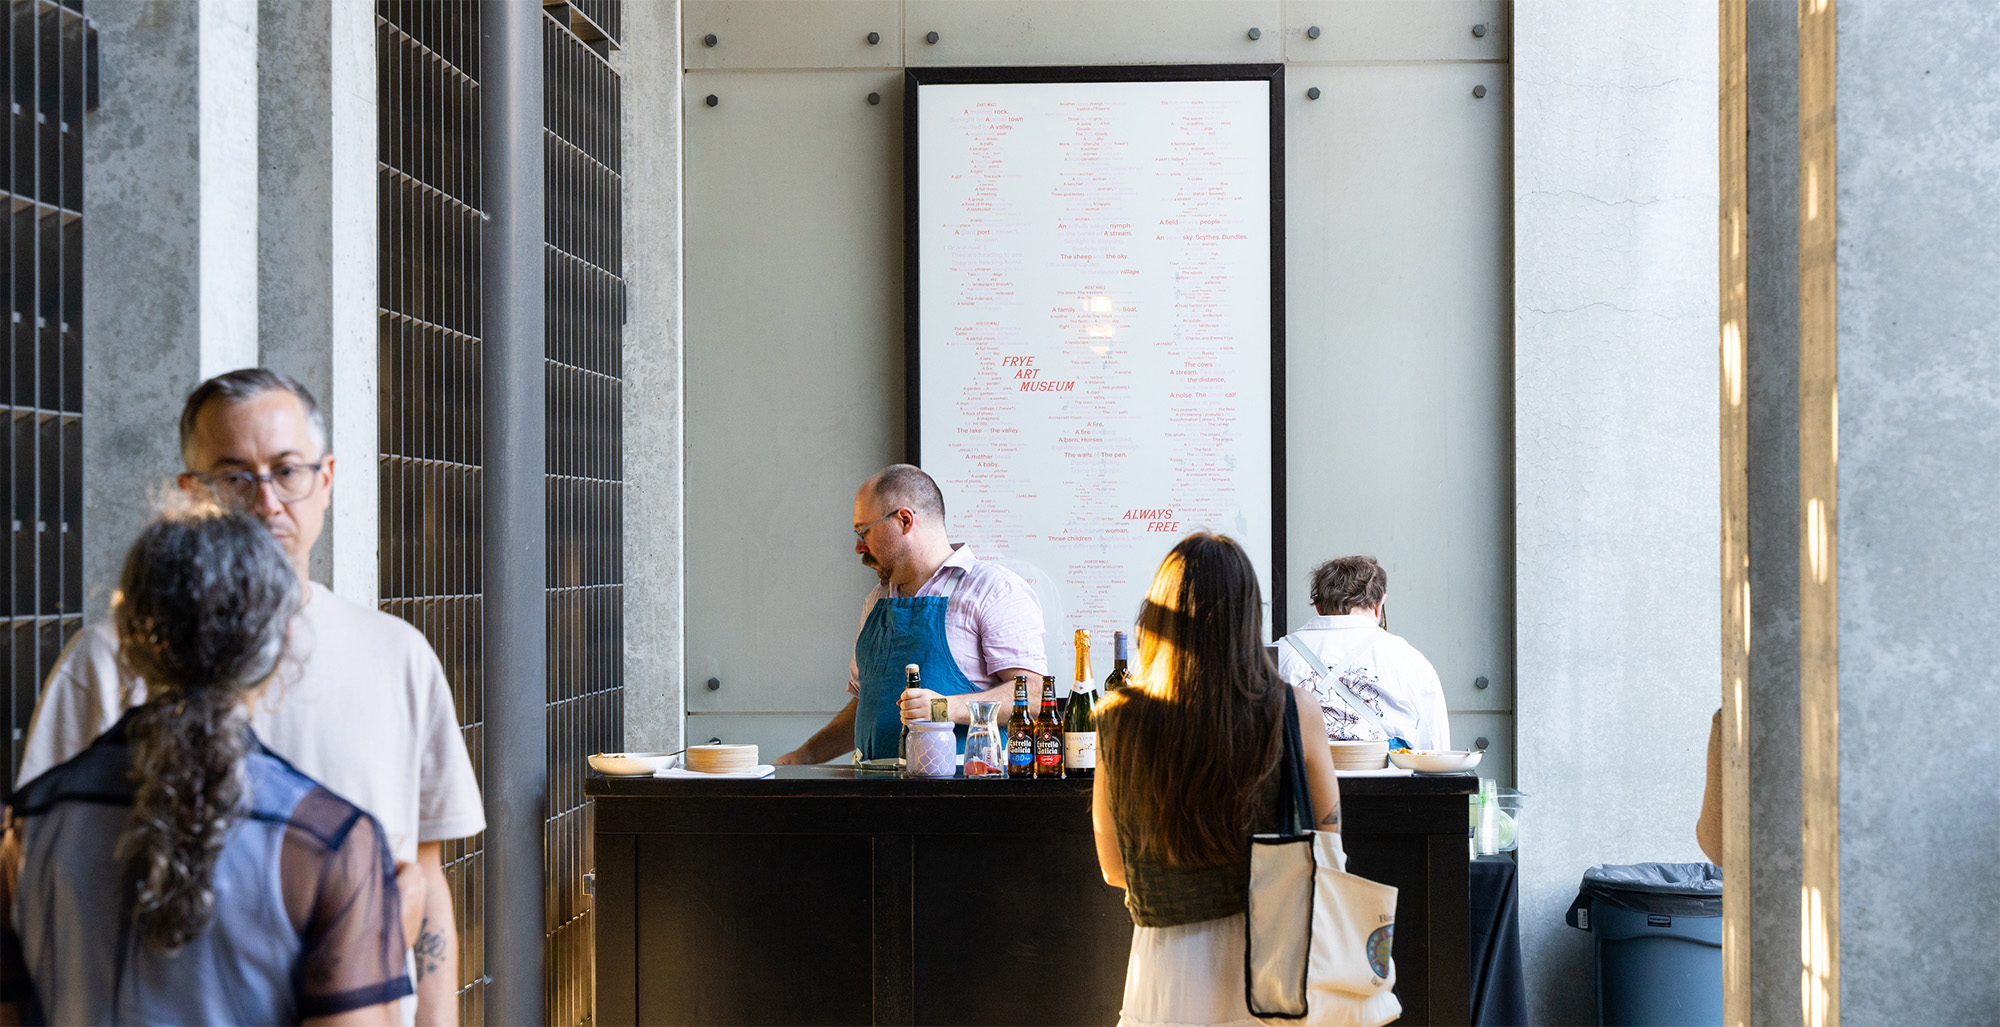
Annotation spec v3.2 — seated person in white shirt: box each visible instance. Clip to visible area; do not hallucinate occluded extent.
[1273,555,1451,752]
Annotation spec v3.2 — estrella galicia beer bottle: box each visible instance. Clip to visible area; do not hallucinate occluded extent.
[1007,675,1034,778]
[1034,676,1064,779]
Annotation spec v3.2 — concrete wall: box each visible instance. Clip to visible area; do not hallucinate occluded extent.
[83,0,212,610]
[678,0,1520,779]
[197,0,258,377]
[257,0,379,604]
[1834,2,2000,1020]
[1744,1,1804,1021]
[618,1,686,753]
[1512,2,1719,1022]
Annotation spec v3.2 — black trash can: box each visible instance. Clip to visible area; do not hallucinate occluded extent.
[1565,862,1723,1026]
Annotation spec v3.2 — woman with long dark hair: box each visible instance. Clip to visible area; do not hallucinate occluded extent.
[1093,533,1342,1027]
[1,504,411,1025]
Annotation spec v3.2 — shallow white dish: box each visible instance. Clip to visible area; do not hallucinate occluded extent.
[1336,765,1414,778]
[655,765,775,780]
[589,752,679,776]
[1388,749,1484,775]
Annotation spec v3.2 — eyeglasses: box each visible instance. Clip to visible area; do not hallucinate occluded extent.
[195,462,325,508]
[853,510,900,544]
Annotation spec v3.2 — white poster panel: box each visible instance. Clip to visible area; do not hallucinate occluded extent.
[915,76,1277,680]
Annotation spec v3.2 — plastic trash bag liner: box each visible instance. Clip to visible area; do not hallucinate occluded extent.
[1565,862,1722,926]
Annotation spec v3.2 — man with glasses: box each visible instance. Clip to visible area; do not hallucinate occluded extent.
[15,369,483,1026]
[777,464,1048,765]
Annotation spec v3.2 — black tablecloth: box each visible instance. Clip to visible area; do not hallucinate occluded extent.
[1468,856,1529,1026]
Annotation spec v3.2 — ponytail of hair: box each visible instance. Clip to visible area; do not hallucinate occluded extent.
[110,501,298,951]
[117,690,251,951]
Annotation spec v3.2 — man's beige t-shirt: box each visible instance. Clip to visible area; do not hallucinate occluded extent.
[14,583,485,862]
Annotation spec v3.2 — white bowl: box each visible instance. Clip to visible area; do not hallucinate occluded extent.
[1388,750,1484,774]
[589,752,679,776]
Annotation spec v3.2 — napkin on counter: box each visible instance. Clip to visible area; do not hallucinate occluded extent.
[653,765,776,780]
[1334,765,1414,778]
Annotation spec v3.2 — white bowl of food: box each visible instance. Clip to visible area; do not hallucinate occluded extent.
[1388,749,1484,775]
[589,752,679,776]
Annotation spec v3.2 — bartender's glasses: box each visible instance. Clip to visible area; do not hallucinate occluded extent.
[853,509,899,543]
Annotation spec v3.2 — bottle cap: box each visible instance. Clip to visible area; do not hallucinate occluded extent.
[905,664,920,673]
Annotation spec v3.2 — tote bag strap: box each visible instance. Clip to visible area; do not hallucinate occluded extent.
[1275,684,1313,836]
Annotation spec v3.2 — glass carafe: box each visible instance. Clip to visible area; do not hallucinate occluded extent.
[964,700,1006,778]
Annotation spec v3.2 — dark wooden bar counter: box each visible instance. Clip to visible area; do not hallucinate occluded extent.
[588,767,1475,1026]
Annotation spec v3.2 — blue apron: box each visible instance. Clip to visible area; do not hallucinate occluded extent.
[854,569,984,760]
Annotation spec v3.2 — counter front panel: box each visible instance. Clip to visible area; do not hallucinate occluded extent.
[589,767,1473,1026]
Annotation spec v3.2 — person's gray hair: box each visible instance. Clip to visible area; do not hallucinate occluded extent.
[868,464,947,524]
[178,368,328,466]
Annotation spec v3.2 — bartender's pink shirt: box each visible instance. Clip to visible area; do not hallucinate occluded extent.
[846,543,1048,697]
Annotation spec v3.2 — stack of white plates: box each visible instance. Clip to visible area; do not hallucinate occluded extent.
[686,744,759,775]
[1328,739,1389,772]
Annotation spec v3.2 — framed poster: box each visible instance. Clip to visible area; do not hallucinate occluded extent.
[907,64,1285,668]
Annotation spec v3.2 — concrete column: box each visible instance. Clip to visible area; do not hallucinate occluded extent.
[617,1,684,752]
[1744,1,1805,1022]
[257,0,379,604]
[197,0,257,377]
[1830,2,2000,1020]
[1512,2,1720,1021]
[82,0,259,609]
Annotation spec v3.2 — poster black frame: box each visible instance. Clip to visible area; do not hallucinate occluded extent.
[902,62,1289,623]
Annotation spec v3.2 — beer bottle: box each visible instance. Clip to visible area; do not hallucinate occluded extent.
[1034,675,1064,778]
[900,664,920,764]
[1105,631,1130,692]
[1007,675,1035,778]
[1063,631,1098,777]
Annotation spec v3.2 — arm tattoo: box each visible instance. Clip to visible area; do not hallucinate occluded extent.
[1319,802,1342,829]
[413,919,446,980]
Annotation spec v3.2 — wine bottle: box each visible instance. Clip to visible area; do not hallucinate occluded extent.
[1007,675,1035,778]
[900,664,919,764]
[1104,631,1130,692]
[1034,675,1064,778]
[1064,630,1097,777]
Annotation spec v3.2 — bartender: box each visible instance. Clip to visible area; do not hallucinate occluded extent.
[776,464,1048,764]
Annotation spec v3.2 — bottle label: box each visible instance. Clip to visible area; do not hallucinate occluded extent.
[1035,734,1062,767]
[1063,731,1097,769]
[1008,732,1034,767]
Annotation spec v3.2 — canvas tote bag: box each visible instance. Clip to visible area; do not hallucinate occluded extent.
[1246,687,1402,1027]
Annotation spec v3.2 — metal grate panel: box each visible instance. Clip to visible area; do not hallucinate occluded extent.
[542,7,621,1025]
[3,0,88,797]
[377,2,486,1022]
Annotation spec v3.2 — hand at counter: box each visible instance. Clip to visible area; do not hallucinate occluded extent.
[899,687,954,725]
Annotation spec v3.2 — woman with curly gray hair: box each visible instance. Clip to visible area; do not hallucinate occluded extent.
[1,503,412,1025]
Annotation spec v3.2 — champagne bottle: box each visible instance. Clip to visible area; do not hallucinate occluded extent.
[1007,675,1035,778]
[900,664,919,764]
[1034,675,1064,778]
[1105,631,1130,692]
[1064,630,1097,777]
